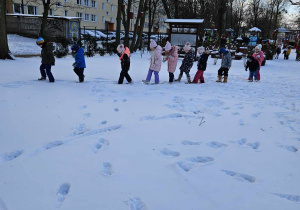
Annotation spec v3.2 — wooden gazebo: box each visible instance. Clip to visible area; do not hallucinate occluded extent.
[164,19,204,58]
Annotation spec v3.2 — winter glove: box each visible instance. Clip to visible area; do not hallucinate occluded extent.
[256,55,260,58]
[72,62,76,67]
[51,62,55,66]
[245,68,247,71]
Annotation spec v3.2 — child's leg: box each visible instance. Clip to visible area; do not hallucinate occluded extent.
[253,70,258,80]
[45,64,55,82]
[199,70,205,83]
[169,72,174,83]
[154,71,159,83]
[249,71,254,81]
[124,70,132,83]
[193,70,201,83]
[145,69,153,81]
[40,64,47,78]
[257,70,260,81]
[78,68,84,82]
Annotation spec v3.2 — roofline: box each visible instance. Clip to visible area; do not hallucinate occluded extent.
[6,13,82,20]
[164,19,204,24]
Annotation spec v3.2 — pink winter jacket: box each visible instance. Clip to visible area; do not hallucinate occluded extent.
[150,45,162,72]
[166,45,178,73]
[252,51,264,69]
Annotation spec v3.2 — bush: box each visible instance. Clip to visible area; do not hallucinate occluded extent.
[54,37,70,58]
[84,34,97,57]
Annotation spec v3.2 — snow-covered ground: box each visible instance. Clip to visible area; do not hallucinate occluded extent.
[1,36,300,210]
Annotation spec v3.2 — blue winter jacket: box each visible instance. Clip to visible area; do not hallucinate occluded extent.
[75,48,86,68]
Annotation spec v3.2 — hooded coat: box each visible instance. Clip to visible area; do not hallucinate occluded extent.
[41,42,55,65]
[74,47,86,68]
[149,45,163,72]
[221,51,232,68]
[180,49,194,72]
[119,47,130,71]
[197,52,209,71]
[166,45,178,73]
[245,56,259,72]
[252,51,264,68]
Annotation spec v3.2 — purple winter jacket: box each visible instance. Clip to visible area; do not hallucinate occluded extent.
[150,45,162,72]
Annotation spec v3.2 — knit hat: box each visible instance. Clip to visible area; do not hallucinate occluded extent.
[197,46,205,54]
[117,44,125,54]
[164,41,171,51]
[183,42,191,51]
[150,39,157,48]
[71,44,79,52]
[36,37,44,45]
[255,44,262,51]
[219,47,226,54]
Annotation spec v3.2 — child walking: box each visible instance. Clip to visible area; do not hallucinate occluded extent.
[143,39,162,84]
[71,43,86,83]
[36,37,55,82]
[245,55,259,82]
[216,47,232,83]
[117,44,132,84]
[275,45,281,59]
[164,41,178,83]
[193,46,209,83]
[175,42,194,83]
[252,44,264,81]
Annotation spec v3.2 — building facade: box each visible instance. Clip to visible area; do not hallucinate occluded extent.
[6,0,167,33]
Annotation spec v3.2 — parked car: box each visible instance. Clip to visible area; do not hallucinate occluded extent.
[103,32,116,40]
[81,29,102,40]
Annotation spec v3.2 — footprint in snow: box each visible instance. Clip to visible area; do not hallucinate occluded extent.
[284,145,298,152]
[251,112,262,118]
[84,113,91,118]
[126,197,147,210]
[160,148,180,157]
[0,198,8,210]
[73,123,87,135]
[232,112,240,115]
[44,141,64,150]
[272,193,300,202]
[177,162,195,172]
[181,140,202,145]
[114,108,119,112]
[188,156,214,163]
[237,138,247,145]
[239,119,245,126]
[80,105,87,109]
[123,99,127,102]
[222,170,256,183]
[1,150,23,162]
[207,142,228,149]
[56,183,71,208]
[113,99,118,103]
[247,142,260,150]
[94,138,110,153]
[101,162,113,176]
[100,120,107,125]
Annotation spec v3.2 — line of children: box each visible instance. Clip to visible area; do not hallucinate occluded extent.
[163,41,178,83]
[175,42,194,83]
[193,46,209,83]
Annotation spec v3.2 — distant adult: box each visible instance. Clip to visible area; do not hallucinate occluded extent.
[36,37,55,82]
[71,43,86,83]
[252,44,264,81]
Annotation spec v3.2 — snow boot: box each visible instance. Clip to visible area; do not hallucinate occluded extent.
[223,76,228,83]
[216,75,222,82]
[186,76,192,84]
[200,80,205,83]
[38,77,46,81]
[175,75,182,82]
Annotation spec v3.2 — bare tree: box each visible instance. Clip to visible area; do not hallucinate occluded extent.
[0,0,11,59]
[288,0,300,5]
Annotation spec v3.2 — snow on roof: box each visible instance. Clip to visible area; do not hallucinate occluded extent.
[165,19,204,24]
[249,27,261,32]
[6,13,81,20]
[275,27,291,33]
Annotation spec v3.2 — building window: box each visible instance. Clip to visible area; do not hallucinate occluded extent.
[106,11,109,16]
[13,3,21,14]
[65,10,68,16]
[110,17,113,23]
[28,5,38,15]
[91,14,97,22]
[84,0,89,6]
[102,16,105,23]
[91,0,96,8]
[111,5,113,12]
[85,14,90,21]
[64,0,68,2]
[49,9,54,16]
[77,0,82,5]
[107,0,110,2]
[102,3,105,10]
[76,12,83,18]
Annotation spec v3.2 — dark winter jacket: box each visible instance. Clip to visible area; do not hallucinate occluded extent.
[276,47,281,54]
[119,47,130,71]
[245,56,259,72]
[74,47,86,68]
[180,49,194,72]
[41,42,55,65]
[221,51,232,68]
[197,53,209,71]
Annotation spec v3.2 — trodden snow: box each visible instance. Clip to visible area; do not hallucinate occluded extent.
[1,38,300,210]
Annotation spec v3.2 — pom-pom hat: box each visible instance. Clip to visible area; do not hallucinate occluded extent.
[164,41,171,51]
[150,39,157,48]
[183,42,191,51]
[36,37,44,45]
[117,44,125,54]
[71,44,79,52]
[255,44,262,51]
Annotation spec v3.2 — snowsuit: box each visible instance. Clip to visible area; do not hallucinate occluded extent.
[165,45,178,83]
[145,45,162,83]
[275,47,281,59]
[40,42,55,82]
[252,51,264,81]
[193,53,209,83]
[74,47,86,82]
[245,56,259,81]
[218,51,232,77]
[118,47,132,84]
[176,49,194,82]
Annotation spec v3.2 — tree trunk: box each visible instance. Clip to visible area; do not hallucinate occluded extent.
[161,0,171,19]
[40,0,50,38]
[130,0,144,52]
[124,0,132,47]
[134,0,149,52]
[0,0,11,60]
[116,0,122,45]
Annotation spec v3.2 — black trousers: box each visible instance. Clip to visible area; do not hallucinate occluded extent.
[218,67,229,77]
[118,69,132,84]
[74,67,85,82]
[169,72,174,82]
